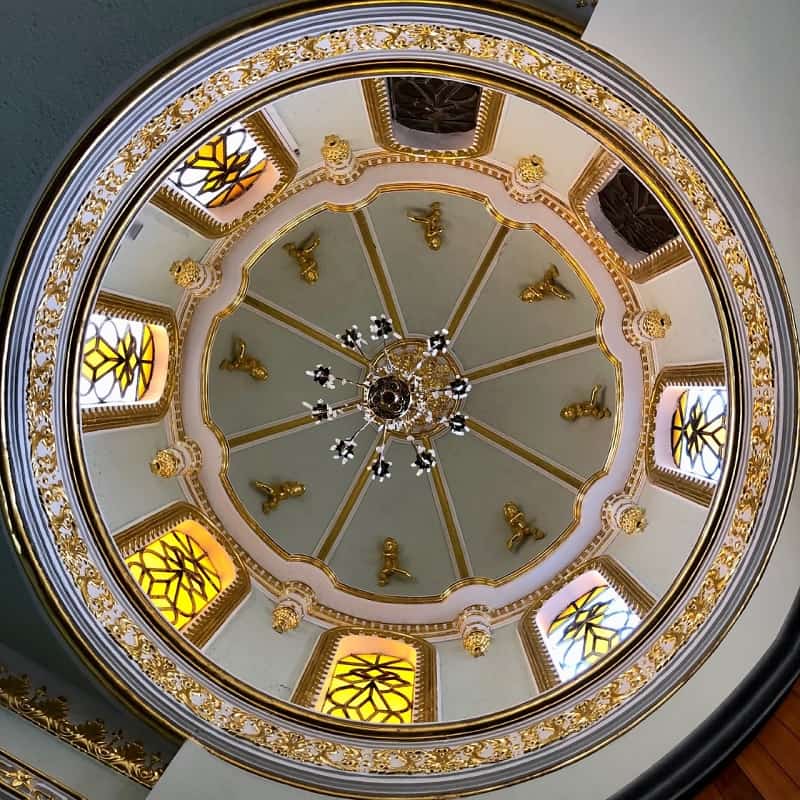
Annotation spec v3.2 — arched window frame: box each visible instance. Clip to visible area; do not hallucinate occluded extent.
[569,148,691,282]
[519,556,654,691]
[152,111,297,237]
[115,502,249,647]
[292,628,437,723]
[80,292,178,432]
[361,78,504,160]
[647,363,727,506]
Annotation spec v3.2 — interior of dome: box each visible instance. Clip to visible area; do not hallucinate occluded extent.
[1,2,798,799]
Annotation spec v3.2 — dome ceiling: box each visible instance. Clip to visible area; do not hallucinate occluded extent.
[1,3,796,798]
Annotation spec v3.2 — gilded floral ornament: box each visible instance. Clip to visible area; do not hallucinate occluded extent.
[623,309,672,346]
[603,493,648,536]
[509,154,545,202]
[320,134,361,184]
[458,606,493,657]
[169,257,220,296]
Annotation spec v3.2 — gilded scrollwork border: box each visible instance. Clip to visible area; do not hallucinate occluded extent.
[6,7,789,791]
[114,502,250,647]
[0,747,86,800]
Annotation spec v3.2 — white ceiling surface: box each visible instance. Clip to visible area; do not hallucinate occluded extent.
[105,204,210,308]
[467,347,617,479]
[489,95,600,199]
[637,257,725,367]
[83,423,184,535]
[205,588,320,700]
[226,414,373,556]
[454,228,598,369]
[327,439,459,596]
[269,79,374,172]
[436,430,576,580]
[247,211,385,336]
[208,308,361,437]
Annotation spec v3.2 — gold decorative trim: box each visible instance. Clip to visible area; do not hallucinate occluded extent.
[0,746,87,800]
[646,363,727,506]
[362,78,504,160]
[291,627,437,723]
[519,556,656,690]
[19,15,776,778]
[152,112,297,238]
[80,291,177,432]
[569,148,692,282]
[0,665,164,787]
[114,502,250,647]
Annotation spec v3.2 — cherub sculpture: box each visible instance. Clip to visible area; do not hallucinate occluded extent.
[377,537,413,586]
[219,337,268,381]
[284,234,321,283]
[503,502,545,552]
[252,480,305,514]
[560,384,611,421]
[520,264,573,302]
[407,202,444,251]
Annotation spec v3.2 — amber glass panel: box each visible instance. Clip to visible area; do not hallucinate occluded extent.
[321,653,414,724]
[671,387,727,482]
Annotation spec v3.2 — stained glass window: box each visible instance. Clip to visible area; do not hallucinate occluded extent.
[125,528,222,630]
[80,313,160,407]
[321,653,415,724]
[168,124,267,209]
[546,584,640,681]
[671,387,727,482]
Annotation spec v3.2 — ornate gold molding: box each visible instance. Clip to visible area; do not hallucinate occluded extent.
[0,747,86,799]
[646,363,727,506]
[291,627,437,722]
[114,502,250,647]
[80,291,177,432]
[362,78,504,160]
[519,556,656,691]
[152,112,297,237]
[569,148,691,282]
[0,666,164,787]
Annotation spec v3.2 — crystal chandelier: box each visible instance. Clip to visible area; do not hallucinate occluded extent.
[303,314,471,482]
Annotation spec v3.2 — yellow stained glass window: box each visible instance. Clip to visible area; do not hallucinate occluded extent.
[671,387,727,482]
[125,529,222,630]
[80,313,158,406]
[546,584,639,681]
[321,653,415,724]
[169,123,267,209]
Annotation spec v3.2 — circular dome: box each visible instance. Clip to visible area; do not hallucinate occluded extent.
[1,2,797,797]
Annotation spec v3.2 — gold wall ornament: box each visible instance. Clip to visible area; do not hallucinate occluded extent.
[0,664,164,787]
[252,480,305,514]
[377,537,413,586]
[623,309,672,346]
[458,605,493,657]
[271,581,315,633]
[320,134,362,184]
[219,337,268,380]
[509,154,546,203]
[283,234,321,284]
[291,627,437,723]
[407,202,445,251]
[503,502,546,551]
[520,265,572,302]
[169,257,220,297]
[560,384,611,421]
[0,747,86,800]
[602,492,648,536]
[149,439,202,478]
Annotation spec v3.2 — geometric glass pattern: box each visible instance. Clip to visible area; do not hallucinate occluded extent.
[546,583,640,681]
[321,653,415,724]
[671,387,727,482]
[168,123,267,209]
[125,528,222,630]
[80,313,158,407]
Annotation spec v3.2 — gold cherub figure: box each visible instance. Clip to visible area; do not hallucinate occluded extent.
[252,480,306,514]
[407,202,444,251]
[219,337,268,381]
[560,384,612,421]
[284,234,321,283]
[503,502,545,552]
[520,265,573,303]
[377,537,413,586]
